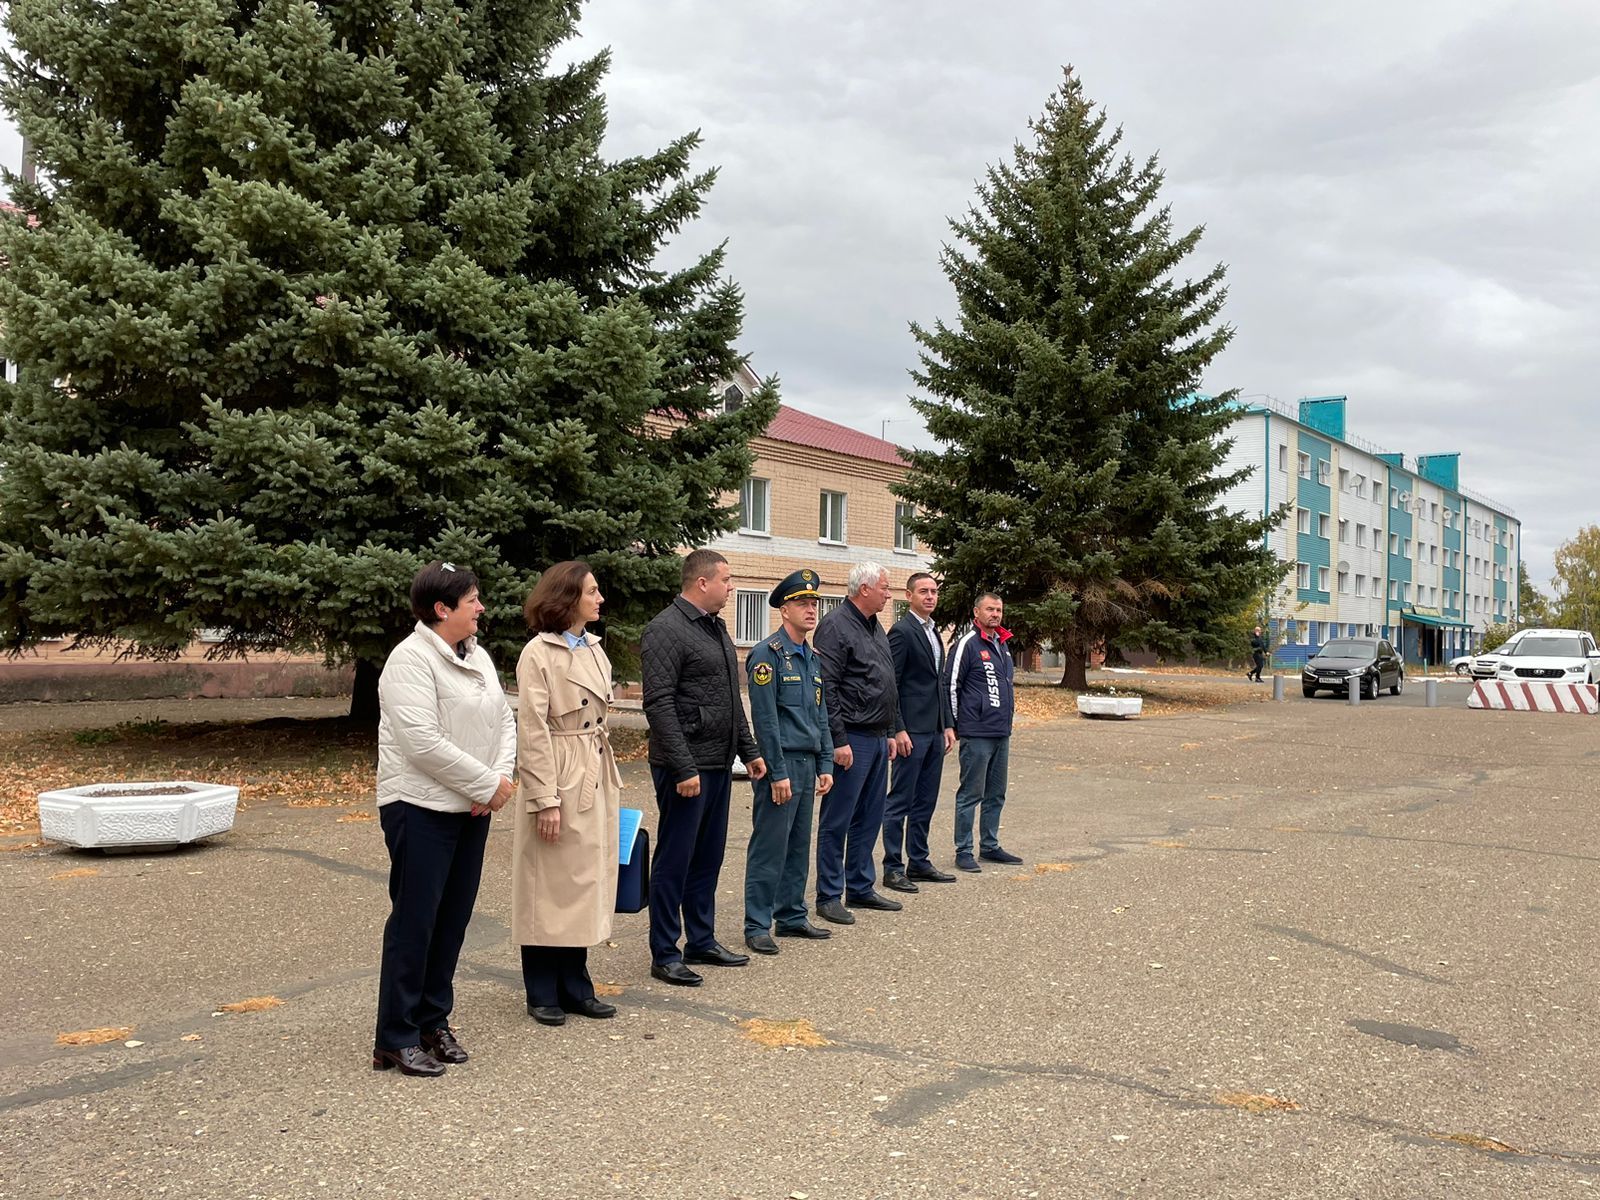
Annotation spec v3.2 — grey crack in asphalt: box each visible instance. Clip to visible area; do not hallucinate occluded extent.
[5,691,1600,1198]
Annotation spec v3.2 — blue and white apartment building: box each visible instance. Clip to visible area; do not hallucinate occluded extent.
[1218,395,1520,667]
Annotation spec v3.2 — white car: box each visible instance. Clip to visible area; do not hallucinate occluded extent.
[1448,653,1476,675]
[1471,628,1532,678]
[1493,630,1600,685]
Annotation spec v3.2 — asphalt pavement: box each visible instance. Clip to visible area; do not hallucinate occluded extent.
[4,690,1600,1198]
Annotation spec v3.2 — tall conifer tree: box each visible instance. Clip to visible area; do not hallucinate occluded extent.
[0,0,774,716]
[896,69,1281,687]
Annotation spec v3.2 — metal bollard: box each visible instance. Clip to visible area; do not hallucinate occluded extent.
[1425,678,1438,708]
[1348,678,1361,706]
[1272,674,1284,701]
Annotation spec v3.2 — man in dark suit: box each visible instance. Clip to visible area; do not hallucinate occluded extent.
[882,572,957,891]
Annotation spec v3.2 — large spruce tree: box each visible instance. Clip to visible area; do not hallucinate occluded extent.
[896,69,1281,688]
[0,0,774,716]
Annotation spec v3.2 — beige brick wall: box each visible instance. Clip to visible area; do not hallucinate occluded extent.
[703,434,933,646]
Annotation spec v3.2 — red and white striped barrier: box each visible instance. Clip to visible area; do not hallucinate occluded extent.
[1469,680,1600,714]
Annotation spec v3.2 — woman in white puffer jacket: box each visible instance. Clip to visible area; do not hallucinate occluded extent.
[372,561,515,1077]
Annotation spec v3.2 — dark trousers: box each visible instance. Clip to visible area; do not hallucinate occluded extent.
[954,735,1010,856]
[1250,650,1265,680]
[815,731,887,903]
[520,945,595,1009]
[883,731,946,873]
[374,801,489,1052]
[744,753,817,937]
[648,766,732,965]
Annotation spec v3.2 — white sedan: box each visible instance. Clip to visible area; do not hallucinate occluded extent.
[1448,654,1476,675]
[1494,631,1600,684]
[1471,629,1530,678]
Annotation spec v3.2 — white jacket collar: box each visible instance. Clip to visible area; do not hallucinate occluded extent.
[415,620,478,664]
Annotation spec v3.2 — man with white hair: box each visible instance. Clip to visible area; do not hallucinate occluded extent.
[812,561,912,924]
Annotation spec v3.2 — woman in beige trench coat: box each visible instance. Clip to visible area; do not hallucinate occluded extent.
[513,561,622,1026]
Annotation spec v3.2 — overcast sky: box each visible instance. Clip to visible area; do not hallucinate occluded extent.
[2,3,1593,587]
[571,0,1598,590]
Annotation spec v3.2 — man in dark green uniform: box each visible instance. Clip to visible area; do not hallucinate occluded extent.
[743,569,836,955]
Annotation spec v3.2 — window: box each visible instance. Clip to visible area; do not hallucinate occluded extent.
[1339,469,1350,492]
[1278,445,1288,472]
[1429,502,1438,522]
[1317,566,1329,592]
[721,384,745,413]
[1388,581,1398,601]
[817,595,845,620]
[1318,514,1330,538]
[1355,574,1366,596]
[1297,509,1311,535]
[1430,545,1438,565]
[1309,621,1322,644]
[819,491,847,543]
[1372,480,1383,502]
[1389,533,1399,554]
[1297,452,1311,479]
[739,477,770,534]
[1402,538,1411,557]
[1317,460,1330,485]
[894,502,917,552]
[892,599,910,622]
[1371,575,1380,594]
[1390,487,1398,508]
[1337,570,1349,594]
[734,589,767,645]
[1338,519,1349,544]
[1355,523,1366,547]
[1402,582,1411,602]
[1296,563,1310,590]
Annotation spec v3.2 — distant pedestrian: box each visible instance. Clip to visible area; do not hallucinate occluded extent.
[742,569,835,956]
[945,592,1020,871]
[640,549,767,987]
[883,572,956,892]
[374,561,515,1077]
[1248,625,1267,682]
[511,562,622,1028]
[812,561,909,924]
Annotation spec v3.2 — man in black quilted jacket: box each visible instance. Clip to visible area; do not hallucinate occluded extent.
[641,549,767,986]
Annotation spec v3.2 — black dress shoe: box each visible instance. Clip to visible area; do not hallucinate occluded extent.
[650,961,704,987]
[684,942,750,968]
[564,997,617,1019]
[372,1045,446,1076]
[955,853,982,872]
[815,898,855,925]
[527,1004,566,1026]
[774,922,831,939]
[420,1026,468,1064]
[745,933,780,955]
[882,870,920,894]
[846,889,903,911]
[979,847,1024,865]
[907,865,958,883]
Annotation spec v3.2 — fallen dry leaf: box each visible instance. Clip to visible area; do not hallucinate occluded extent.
[1180,742,1202,750]
[594,982,624,997]
[50,867,101,880]
[1034,862,1076,874]
[218,996,284,1014]
[739,1018,831,1048]
[1151,840,1188,849]
[56,1026,134,1047]
[335,811,374,823]
[1217,1091,1301,1114]
[180,1033,203,1042]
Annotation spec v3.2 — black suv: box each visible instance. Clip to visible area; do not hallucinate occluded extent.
[1301,637,1404,699]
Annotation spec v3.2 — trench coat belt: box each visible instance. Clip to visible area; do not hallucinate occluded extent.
[547,724,622,788]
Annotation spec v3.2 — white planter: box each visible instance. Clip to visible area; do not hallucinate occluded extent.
[1077,695,1143,719]
[37,781,239,851]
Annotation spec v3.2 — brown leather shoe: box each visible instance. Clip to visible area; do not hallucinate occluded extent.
[421,1026,468,1064]
[372,1045,446,1076]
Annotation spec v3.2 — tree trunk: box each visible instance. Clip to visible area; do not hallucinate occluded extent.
[348,657,382,725]
[1057,636,1089,691]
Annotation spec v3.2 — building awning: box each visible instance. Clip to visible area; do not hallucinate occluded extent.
[1399,609,1473,629]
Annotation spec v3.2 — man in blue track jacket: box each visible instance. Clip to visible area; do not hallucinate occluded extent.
[943,592,1022,871]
